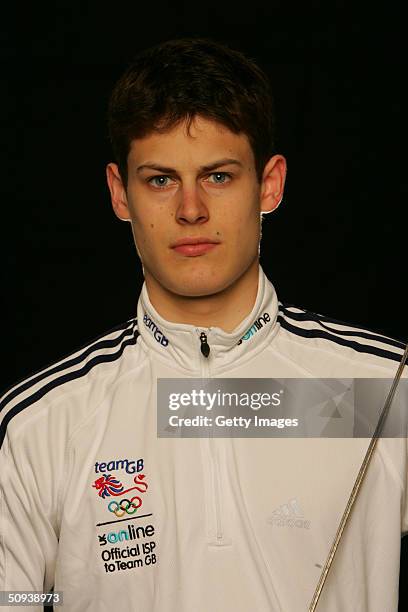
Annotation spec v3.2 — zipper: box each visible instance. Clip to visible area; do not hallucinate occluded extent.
[197,329,211,376]
[199,332,210,358]
[196,329,228,545]
[213,446,223,541]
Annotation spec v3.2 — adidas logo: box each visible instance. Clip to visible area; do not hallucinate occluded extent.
[267,498,311,529]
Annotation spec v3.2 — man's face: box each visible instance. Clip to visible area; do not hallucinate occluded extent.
[109,115,280,297]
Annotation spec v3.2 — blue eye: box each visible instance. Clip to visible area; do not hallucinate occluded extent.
[147,171,232,189]
[148,175,172,188]
[208,172,231,184]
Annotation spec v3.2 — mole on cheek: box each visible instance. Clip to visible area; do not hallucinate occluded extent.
[150,224,154,228]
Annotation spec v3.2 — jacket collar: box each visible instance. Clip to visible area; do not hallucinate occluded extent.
[136,264,279,373]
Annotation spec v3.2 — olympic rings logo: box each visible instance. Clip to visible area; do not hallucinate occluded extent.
[108,496,142,517]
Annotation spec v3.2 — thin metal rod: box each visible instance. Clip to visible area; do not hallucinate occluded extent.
[309,342,408,612]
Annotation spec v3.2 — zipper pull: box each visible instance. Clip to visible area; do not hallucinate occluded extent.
[199,332,210,358]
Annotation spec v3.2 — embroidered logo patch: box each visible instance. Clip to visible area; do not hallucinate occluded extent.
[237,312,271,345]
[143,313,169,346]
[91,458,158,574]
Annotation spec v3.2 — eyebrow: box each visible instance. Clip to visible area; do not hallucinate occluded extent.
[136,158,243,174]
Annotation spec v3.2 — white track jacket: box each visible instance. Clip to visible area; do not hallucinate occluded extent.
[1,265,407,611]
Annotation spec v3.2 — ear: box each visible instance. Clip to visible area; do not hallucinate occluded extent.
[259,154,287,214]
[106,163,131,221]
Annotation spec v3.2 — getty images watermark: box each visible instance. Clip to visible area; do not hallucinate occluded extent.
[156,378,408,438]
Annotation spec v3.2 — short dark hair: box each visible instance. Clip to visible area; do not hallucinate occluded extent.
[107,37,277,188]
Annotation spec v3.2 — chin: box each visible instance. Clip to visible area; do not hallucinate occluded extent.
[147,259,245,298]
[169,277,227,298]
[159,265,230,297]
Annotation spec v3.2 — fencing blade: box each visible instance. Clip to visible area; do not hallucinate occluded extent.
[308,342,408,612]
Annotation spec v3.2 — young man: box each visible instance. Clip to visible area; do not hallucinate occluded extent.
[1,38,407,611]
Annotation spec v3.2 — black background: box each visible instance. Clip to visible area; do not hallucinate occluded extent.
[1,1,407,608]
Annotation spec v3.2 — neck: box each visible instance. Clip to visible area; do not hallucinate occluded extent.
[144,259,260,333]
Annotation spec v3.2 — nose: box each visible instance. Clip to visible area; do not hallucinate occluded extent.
[175,187,209,225]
